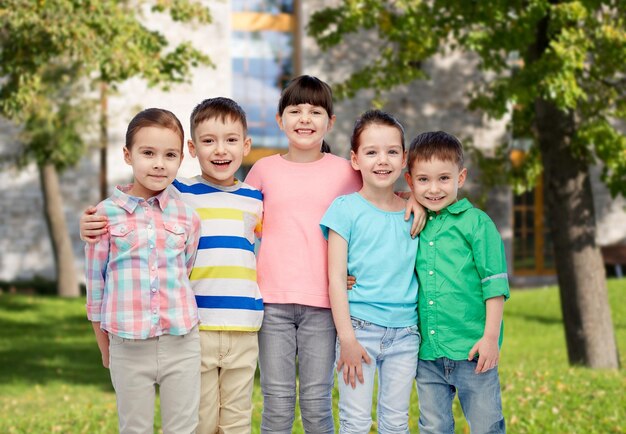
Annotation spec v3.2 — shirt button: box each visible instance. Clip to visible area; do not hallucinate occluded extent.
[429,300,434,305]
[150,244,154,249]
[429,216,433,221]
[430,330,435,335]
[151,287,157,293]
[153,309,157,314]
[429,241,434,246]
[429,270,434,275]
[147,224,152,230]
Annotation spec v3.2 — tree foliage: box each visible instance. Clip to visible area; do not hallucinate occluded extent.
[0,0,213,296]
[309,0,626,195]
[310,0,624,368]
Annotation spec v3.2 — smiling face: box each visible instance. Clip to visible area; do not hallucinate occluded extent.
[188,117,251,186]
[351,124,406,191]
[124,126,183,199]
[276,103,335,157]
[405,157,467,213]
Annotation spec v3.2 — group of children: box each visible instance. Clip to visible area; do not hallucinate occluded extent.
[81,74,510,434]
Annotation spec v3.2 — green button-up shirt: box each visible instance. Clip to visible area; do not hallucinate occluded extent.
[416,198,510,361]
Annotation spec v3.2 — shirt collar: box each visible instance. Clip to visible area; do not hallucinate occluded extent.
[111,184,170,213]
[428,198,473,217]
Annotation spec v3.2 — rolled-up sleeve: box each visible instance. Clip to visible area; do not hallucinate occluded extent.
[472,218,510,302]
[84,233,110,322]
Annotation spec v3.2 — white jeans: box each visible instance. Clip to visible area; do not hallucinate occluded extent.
[109,326,201,434]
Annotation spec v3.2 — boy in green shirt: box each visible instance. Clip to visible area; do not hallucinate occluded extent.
[404,131,510,434]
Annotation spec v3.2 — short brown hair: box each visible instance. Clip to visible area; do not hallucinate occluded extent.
[190,97,247,140]
[407,131,464,172]
[125,108,184,150]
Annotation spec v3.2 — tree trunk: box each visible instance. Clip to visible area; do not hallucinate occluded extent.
[99,81,108,201]
[39,163,80,298]
[534,99,619,368]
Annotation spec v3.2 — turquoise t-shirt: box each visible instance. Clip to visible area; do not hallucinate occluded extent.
[320,193,419,327]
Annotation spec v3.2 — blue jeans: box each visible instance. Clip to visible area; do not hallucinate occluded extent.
[416,358,505,434]
[258,303,336,434]
[337,318,420,434]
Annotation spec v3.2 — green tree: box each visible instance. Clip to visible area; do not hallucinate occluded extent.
[0,0,212,297]
[309,0,625,369]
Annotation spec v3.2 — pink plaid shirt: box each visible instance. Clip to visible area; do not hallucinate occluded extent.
[85,185,201,339]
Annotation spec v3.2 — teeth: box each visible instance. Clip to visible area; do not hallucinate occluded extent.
[212,160,230,164]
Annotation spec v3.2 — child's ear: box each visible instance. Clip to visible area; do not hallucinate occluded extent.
[243,136,252,157]
[404,171,414,192]
[123,147,132,165]
[350,150,359,171]
[327,114,337,131]
[458,167,468,188]
[187,139,197,158]
[275,113,284,130]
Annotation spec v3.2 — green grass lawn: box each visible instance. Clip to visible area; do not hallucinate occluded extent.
[1,279,625,433]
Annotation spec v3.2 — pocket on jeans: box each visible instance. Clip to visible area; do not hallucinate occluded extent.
[109,333,125,347]
[350,317,370,330]
[405,324,420,335]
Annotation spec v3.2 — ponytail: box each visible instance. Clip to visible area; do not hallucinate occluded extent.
[321,140,331,153]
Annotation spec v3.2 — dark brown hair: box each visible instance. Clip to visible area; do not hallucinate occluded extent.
[351,110,405,153]
[125,108,184,151]
[278,75,334,153]
[190,97,248,141]
[407,131,464,172]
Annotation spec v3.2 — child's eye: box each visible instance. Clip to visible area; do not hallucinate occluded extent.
[440,176,450,181]
[143,150,153,156]
[389,150,399,155]
[227,137,239,143]
[366,150,376,156]
[167,152,178,158]
[417,177,428,183]
[203,139,214,144]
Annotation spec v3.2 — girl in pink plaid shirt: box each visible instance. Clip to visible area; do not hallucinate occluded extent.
[84,108,201,434]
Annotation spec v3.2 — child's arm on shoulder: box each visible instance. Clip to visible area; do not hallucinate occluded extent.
[328,230,371,389]
[80,206,108,243]
[468,295,505,373]
[402,193,426,238]
[91,322,110,368]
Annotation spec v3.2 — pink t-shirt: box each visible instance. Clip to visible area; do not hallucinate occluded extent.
[245,153,362,308]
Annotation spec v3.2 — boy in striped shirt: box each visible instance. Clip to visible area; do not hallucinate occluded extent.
[83,98,263,434]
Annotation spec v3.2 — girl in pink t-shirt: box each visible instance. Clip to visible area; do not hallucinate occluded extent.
[245,75,423,433]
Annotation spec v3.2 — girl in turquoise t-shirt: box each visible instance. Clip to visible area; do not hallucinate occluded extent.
[320,109,420,434]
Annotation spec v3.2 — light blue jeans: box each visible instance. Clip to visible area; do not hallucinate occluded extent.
[337,318,420,434]
[416,358,505,434]
[258,303,336,434]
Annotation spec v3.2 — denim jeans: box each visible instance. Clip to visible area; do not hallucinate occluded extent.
[337,318,420,434]
[258,303,336,434]
[416,358,505,434]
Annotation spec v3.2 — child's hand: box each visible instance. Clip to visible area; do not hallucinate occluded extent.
[80,206,108,243]
[347,275,356,290]
[468,336,500,374]
[100,346,110,369]
[404,195,426,238]
[336,338,371,389]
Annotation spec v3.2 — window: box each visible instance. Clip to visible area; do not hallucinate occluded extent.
[231,0,297,169]
[512,177,555,275]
